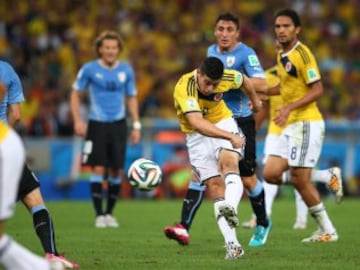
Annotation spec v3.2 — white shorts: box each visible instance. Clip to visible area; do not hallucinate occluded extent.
[275,120,324,167]
[186,117,244,182]
[262,133,280,165]
[0,129,25,220]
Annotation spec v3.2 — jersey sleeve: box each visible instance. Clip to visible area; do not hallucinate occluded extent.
[242,47,265,78]
[174,77,201,114]
[124,64,137,97]
[6,64,24,104]
[72,64,90,91]
[300,50,321,85]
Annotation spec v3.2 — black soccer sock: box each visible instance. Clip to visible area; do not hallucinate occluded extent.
[33,208,58,255]
[249,189,269,227]
[90,182,104,216]
[105,183,120,215]
[180,188,204,230]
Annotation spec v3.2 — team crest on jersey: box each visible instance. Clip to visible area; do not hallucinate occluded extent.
[117,72,126,82]
[213,93,223,101]
[285,62,292,72]
[226,56,235,67]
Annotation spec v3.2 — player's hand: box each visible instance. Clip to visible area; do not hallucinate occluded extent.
[248,100,263,113]
[274,105,291,127]
[230,133,245,149]
[130,128,141,145]
[74,120,87,137]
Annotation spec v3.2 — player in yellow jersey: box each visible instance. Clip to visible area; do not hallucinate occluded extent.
[243,65,343,230]
[263,9,339,243]
[169,57,261,259]
[0,82,64,269]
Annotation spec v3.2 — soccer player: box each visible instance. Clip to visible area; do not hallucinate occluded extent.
[263,8,339,242]
[169,56,261,259]
[0,60,79,268]
[0,81,64,270]
[164,12,271,247]
[70,30,141,228]
[243,64,343,230]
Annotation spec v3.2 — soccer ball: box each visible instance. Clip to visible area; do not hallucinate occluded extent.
[127,158,162,191]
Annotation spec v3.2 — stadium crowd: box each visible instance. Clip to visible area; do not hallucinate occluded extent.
[0,0,359,137]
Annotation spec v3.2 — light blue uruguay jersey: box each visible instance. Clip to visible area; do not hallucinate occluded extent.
[207,42,265,118]
[0,60,24,123]
[72,60,137,122]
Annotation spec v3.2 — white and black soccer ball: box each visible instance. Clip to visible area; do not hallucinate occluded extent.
[127,158,162,191]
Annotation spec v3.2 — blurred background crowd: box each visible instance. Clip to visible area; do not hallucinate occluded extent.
[0,0,359,137]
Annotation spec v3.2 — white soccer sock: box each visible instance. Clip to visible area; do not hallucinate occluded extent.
[213,201,239,245]
[311,169,331,184]
[263,180,278,216]
[294,189,308,223]
[309,203,336,233]
[0,234,50,270]
[224,173,243,211]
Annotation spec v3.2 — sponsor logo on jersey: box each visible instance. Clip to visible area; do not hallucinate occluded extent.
[95,72,103,79]
[226,56,235,67]
[117,72,126,82]
[248,55,260,66]
[234,72,243,85]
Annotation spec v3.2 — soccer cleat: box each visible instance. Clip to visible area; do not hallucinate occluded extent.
[164,223,190,245]
[218,204,239,228]
[46,253,80,269]
[248,220,272,247]
[301,230,339,243]
[105,214,119,228]
[328,167,343,204]
[95,215,107,228]
[241,217,257,229]
[225,242,244,260]
[293,220,307,230]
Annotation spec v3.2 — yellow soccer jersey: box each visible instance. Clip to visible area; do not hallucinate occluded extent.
[174,69,243,133]
[265,66,283,135]
[277,41,323,124]
[0,121,9,141]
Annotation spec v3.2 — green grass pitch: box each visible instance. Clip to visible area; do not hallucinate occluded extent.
[6,196,360,270]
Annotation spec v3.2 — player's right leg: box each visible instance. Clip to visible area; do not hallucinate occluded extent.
[0,128,62,269]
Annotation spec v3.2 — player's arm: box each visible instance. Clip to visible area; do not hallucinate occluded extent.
[274,81,323,126]
[250,77,268,97]
[254,99,269,131]
[126,95,141,144]
[0,80,5,102]
[7,103,21,126]
[241,74,262,113]
[70,89,87,137]
[185,112,245,148]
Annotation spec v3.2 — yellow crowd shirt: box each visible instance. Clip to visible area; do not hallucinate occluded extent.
[174,69,243,133]
[265,66,283,135]
[0,121,9,141]
[277,41,323,124]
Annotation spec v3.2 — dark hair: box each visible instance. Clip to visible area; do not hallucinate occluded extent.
[94,30,124,56]
[215,12,240,29]
[199,57,224,80]
[274,8,301,27]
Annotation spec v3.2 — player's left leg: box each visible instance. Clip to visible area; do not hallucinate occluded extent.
[20,166,80,269]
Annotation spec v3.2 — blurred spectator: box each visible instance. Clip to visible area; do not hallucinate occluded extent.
[0,0,358,136]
